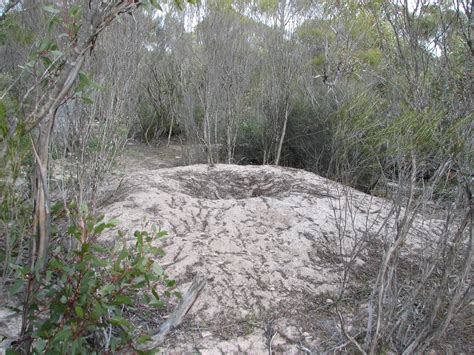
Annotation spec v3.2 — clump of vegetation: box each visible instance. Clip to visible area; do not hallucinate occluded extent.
[12,204,176,353]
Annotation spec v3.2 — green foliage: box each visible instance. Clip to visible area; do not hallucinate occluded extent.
[0,14,35,46]
[325,88,472,191]
[357,48,382,66]
[137,100,163,142]
[15,207,175,353]
[258,0,279,13]
[74,71,104,104]
[0,76,32,289]
[297,18,336,43]
[311,53,325,67]
[147,0,197,11]
[239,112,267,137]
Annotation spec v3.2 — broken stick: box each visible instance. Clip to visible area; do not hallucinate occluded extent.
[135,274,207,351]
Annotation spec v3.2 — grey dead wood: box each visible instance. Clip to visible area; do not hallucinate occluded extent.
[135,274,207,351]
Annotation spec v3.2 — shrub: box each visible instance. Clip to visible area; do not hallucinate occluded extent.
[12,205,177,354]
[0,80,32,300]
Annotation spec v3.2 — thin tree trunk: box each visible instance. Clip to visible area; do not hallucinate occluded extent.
[203,110,213,165]
[19,1,143,344]
[20,110,56,347]
[167,114,174,146]
[274,104,289,166]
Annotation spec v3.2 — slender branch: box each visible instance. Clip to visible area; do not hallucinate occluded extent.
[336,307,367,355]
[0,0,20,22]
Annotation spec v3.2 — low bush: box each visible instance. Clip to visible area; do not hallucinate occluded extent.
[11,205,177,354]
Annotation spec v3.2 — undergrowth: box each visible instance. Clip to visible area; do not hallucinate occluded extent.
[8,205,177,354]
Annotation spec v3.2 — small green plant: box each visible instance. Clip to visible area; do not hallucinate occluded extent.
[15,205,177,354]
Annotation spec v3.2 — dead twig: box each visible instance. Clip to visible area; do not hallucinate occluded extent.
[134,274,207,351]
[98,176,126,207]
[336,308,367,355]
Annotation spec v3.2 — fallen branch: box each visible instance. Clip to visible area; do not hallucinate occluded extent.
[337,308,367,355]
[98,176,126,207]
[135,274,207,351]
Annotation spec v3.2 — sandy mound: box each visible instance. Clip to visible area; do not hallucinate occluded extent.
[100,164,405,352]
[0,143,459,353]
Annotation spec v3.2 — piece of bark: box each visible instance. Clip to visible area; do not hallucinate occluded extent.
[135,274,207,351]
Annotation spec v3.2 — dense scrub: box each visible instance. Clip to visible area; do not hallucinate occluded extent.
[0,0,472,353]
